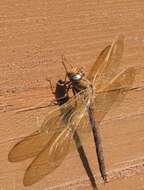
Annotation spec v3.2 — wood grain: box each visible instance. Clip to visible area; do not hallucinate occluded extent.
[0,0,144,189]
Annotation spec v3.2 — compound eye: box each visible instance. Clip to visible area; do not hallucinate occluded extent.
[72,74,81,81]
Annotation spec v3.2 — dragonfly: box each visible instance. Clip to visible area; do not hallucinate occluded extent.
[8,35,135,187]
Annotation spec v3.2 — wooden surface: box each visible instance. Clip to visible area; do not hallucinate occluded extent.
[0,0,144,189]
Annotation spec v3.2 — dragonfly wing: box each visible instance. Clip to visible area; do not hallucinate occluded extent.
[41,88,91,133]
[75,89,120,140]
[8,131,54,162]
[78,67,135,137]
[9,87,89,164]
[87,45,111,81]
[89,35,124,90]
[103,67,136,91]
[94,88,121,124]
[8,107,65,162]
[96,35,124,89]
[23,90,90,186]
[23,120,83,186]
[94,67,135,124]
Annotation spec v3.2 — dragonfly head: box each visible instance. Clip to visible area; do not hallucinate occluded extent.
[61,56,85,82]
[67,67,85,82]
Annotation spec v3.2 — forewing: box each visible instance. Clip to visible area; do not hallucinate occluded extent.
[87,45,111,81]
[41,88,91,133]
[89,35,124,90]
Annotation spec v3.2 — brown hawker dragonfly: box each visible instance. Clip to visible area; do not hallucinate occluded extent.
[8,35,135,186]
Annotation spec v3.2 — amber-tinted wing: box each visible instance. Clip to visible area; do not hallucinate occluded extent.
[23,128,72,186]
[88,35,124,90]
[87,45,111,81]
[78,67,135,137]
[93,67,135,124]
[8,87,90,164]
[8,89,94,185]
[8,107,64,162]
[40,88,91,133]
[8,132,54,162]
[12,89,90,186]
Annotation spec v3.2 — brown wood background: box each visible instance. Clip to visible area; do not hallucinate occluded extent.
[0,0,144,189]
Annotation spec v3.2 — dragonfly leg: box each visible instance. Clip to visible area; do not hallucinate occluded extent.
[46,78,55,94]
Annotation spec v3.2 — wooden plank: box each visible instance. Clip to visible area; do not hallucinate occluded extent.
[0,0,144,189]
